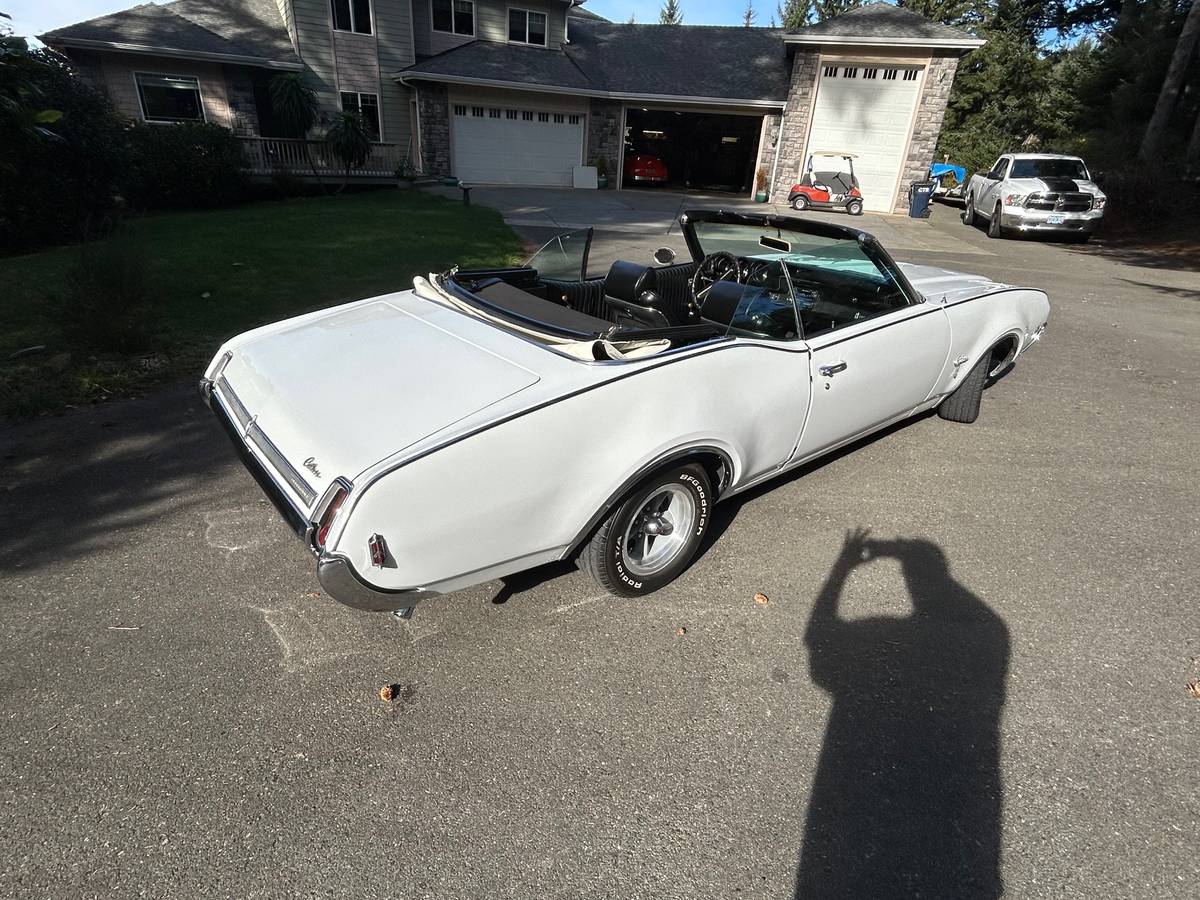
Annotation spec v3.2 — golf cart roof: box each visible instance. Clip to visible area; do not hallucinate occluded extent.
[811,151,858,159]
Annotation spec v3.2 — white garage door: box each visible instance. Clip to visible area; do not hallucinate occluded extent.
[804,64,923,212]
[451,102,584,186]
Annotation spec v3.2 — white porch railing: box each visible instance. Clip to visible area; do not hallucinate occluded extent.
[238,137,406,178]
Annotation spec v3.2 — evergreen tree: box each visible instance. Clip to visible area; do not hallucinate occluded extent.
[743,0,757,27]
[626,13,636,24]
[776,0,810,31]
[811,0,861,22]
[659,0,683,25]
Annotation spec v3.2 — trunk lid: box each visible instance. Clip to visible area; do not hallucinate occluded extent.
[220,297,540,501]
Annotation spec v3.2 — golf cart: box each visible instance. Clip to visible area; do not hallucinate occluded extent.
[787,152,864,216]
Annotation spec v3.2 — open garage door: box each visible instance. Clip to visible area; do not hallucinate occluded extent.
[451,101,584,186]
[623,108,763,193]
[804,64,923,212]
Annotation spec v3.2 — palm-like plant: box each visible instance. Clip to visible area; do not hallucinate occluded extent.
[268,72,323,188]
[325,110,371,192]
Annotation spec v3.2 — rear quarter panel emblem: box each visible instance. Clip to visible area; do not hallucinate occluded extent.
[303,457,322,478]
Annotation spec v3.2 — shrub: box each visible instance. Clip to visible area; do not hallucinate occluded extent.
[59,240,158,353]
[0,44,129,249]
[126,122,245,209]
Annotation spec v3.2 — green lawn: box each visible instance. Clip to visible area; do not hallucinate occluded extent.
[0,189,523,418]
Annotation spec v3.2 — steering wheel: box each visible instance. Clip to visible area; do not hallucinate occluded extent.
[691,251,745,303]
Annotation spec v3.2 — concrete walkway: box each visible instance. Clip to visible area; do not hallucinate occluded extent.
[426,184,990,256]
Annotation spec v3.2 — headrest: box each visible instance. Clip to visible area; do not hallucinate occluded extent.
[604,260,657,302]
[700,280,745,328]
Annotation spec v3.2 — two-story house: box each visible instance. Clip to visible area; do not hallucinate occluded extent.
[42,1,982,212]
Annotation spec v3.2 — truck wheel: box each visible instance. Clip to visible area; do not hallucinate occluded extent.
[937,352,990,424]
[578,464,712,597]
[987,203,1005,239]
[846,199,864,216]
[962,195,976,226]
[791,195,809,211]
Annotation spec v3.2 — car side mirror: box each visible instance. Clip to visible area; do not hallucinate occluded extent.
[986,171,1002,181]
[653,247,676,265]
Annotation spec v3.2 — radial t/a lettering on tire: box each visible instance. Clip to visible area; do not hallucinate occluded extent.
[579,463,712,597]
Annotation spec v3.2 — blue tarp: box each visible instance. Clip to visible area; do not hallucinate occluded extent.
[930,163,967,183]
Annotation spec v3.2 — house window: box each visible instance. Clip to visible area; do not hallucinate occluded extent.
[568,114,580,124]
[505,109,518,119]
[863,67,878,79]
[552,113,564,123]
[823,65,837,77]
[488,107,501,118]
[135,73,204,123]
[472,105,484,116]
[432,0,474,35]
[331,0,372,34]
[537,112,549,122]
[508,8,547,46]
[453,104,467,115]
[843,67,858,78]
[522,110,533,120]
[903,69,919,81]
[340,91,381,140]
[883,68,898,80]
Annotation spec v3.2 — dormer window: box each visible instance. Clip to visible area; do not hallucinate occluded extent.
[433,0,474,36]
[331,0,372,34]
[508,8,547,46]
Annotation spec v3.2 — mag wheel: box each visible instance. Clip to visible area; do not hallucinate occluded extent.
[846,199,864,216]
[579,464,712,597]
[791,194,809,211]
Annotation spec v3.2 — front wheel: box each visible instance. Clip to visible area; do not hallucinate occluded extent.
[962,195,976,226]
[987,203,1005,238]
[846,199,864,216]
[578,464,712,597]
[791,194,809,211]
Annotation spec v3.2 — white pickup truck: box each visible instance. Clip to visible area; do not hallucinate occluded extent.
[963,153,1106,241]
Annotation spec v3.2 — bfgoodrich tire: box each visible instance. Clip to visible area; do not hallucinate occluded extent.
[938,351,990,423]
[579,464,712,597]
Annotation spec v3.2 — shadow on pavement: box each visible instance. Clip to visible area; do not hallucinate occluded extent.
[794,529,1009,899]
[0,385,228,574]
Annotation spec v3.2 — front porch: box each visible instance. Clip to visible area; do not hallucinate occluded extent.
[238,137,413,181]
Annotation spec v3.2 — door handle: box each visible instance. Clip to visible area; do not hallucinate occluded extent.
[818,362,848,377]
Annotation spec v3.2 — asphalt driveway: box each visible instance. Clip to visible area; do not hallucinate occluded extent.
[2,196,1198,898]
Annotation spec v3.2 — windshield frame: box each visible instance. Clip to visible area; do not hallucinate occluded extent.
[679,209,923,309]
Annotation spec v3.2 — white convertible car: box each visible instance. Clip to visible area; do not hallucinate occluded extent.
[201,210,1048,613]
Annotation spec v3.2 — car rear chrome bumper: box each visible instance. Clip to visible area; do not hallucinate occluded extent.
[629,174,667,182]
[201,376,430,613]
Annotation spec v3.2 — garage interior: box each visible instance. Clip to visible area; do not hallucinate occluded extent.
[622,108,764,194]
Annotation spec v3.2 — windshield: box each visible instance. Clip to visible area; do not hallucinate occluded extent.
[1009,157,1089,180]
[526,227,592,281]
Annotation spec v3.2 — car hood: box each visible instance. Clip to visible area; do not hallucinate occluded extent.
[1007,176,1105,198]
[216,296,541,499]
[898,263,1011,305]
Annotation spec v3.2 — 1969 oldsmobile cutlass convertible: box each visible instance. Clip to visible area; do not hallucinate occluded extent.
[201,210,1049,613]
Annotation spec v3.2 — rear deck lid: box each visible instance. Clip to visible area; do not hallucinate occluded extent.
[220,298,540,501]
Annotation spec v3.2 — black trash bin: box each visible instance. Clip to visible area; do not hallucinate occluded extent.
[908,180,935,218]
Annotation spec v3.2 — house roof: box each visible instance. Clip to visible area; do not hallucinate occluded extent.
[40,0,302,69]
[567,6,611,23]
[785,3,984,49]
[400,21,790,106]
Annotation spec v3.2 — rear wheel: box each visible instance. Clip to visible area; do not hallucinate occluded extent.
[846,199,864,216]
[987,202,1005,238]
[578,464,712,597]
[791,194,809,211]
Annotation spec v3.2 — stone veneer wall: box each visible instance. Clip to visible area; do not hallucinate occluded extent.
[417,83,451,176]
[586,99,622,182]
[759,113,783,194]
[892,54,960,213]
[223,65,261,136]
[770,49,821,203]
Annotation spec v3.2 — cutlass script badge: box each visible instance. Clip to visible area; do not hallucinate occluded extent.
[303,457,322,478]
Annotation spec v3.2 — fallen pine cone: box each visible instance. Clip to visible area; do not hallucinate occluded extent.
[379,685,396,702]
[676,626,687,636]
[1187,680,1200,699]
[754,593,770,605]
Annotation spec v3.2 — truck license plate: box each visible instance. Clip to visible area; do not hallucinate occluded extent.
[1047,214,1065,225]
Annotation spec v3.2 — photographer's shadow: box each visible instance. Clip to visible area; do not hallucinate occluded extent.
[796,530,1009,899]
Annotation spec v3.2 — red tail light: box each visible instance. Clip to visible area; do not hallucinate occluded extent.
[315,486,348,548]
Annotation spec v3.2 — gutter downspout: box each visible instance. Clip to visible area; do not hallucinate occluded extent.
[768,104,786,205]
